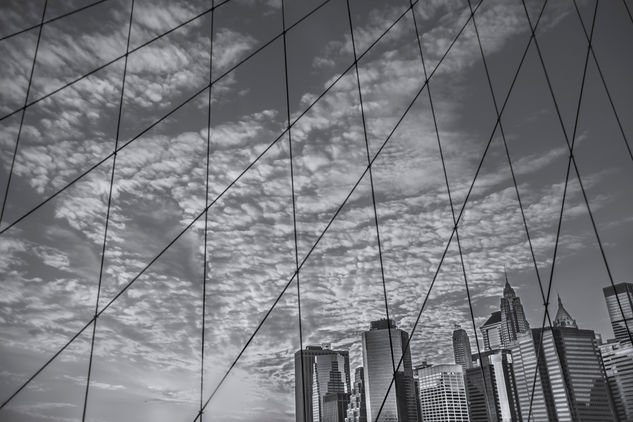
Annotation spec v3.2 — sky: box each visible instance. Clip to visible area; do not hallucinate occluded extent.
[0,0,632,421]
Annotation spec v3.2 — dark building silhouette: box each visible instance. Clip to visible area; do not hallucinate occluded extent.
[452,324,473,370]
[603,282,633,342]
[345,367,367,422]
[295,344,351,422]
[481,311,503,351]
[362,319,418,422]
[511,296,616,421]
[465,349,521,422]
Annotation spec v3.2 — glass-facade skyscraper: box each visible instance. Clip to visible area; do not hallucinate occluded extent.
[465,349,521,422]
[511,297,616,421]
[362,319,418,422]
[602,282,633,342]
[417,364,469,422]
[452,324,473,370]
[295,344,351,422]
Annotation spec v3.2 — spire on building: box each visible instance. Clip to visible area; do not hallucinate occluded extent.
[554,295,578,329]
[499,270,530,347]
[503,268,516,299]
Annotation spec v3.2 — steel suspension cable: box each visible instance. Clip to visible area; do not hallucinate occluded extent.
[280,1,307,421]
[0,0,237,124]
[373,0,552,419]
[0,0,47,227]
[0,0,335,237]
[620,0,633,28]
[465,0,574,415]
[194,2,490,418]
[0,0,110,43]
[197,2,216,420]
[521,0,633,348]
[520,2,609,420]
[571,0,633,164]
[80,0,135,421]
[0,0,429,409]
[345,0,398,383]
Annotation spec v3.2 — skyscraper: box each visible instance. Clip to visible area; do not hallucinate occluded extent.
[452,324,473,370]
[465,349,521,422]
[602,282,633,342]
[481,311,503,351]
[345,367,367,422]
[362,319,418,422]
[500,272,530,347]
[600,340,633,421]
[511,297,616,421]
[295,344,351,422]
[417,364,469,422]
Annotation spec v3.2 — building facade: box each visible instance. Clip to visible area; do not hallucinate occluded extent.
[500,275,530,347]
[511,297,616,421]
[417,364,469,422]
[481,311,503,351]
[452,324,473,370]
[362,319,418,422]
[345,367,367,422]
[465,349,521,422]
[295,344,351,422]
[600,340,633,422]
[603,282,633,343]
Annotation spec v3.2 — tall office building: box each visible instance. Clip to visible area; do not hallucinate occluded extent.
[481,311,503,351]
[362,319,418,422]
[452,324,473,370]
[600,341,633,421]
[345,367,367,422]
[417,364,469,422]
[500,273,530,347]
[603,282,633,342]
[465,349,521,422]
[511,296,615,421]
[295,344,351,422]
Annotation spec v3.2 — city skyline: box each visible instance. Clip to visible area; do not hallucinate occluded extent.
[1,0,632,421]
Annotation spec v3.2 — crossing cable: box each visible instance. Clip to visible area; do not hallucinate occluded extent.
[521,0,633,348]
[280,0,308,421]
[621,0,633,28]
[464,0,574,413]
[0,0,434,409]
[80,1,135,421]
[345,0,398,381]
[192,2,491,418]
[373,0,552,419]
[197,1,216,420]
[571,0,633,164]
[521,2,633,418]
[0,0,239,124]
[0,0,47,227]
[0,0,335,237]
[0,0,110,42]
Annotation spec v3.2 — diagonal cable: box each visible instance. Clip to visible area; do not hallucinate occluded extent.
[465,0,574,415]
[345,0,398,383]
[197,1,216,420]
[0,0,110,43]
[280,0,308,421]
[0,0,237,124]
[521,0,633,349]
[80,0,135,420]
[520,1,633,419]
[0,0,432,409]
[373,0,552,419]
[0,0,47,227]
[0,0,335,237]
[571,0,633,163]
